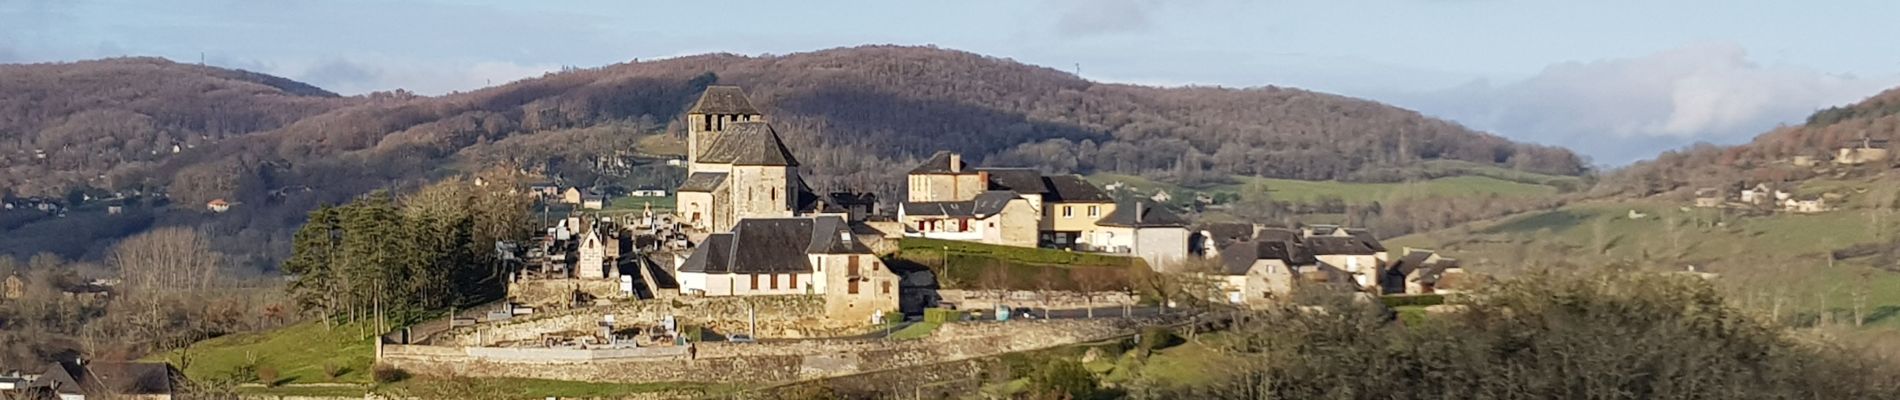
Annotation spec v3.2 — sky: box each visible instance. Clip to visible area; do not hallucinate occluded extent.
[4,0,1899,166]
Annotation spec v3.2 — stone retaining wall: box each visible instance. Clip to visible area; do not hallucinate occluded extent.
[381,319,1153,384]
[433,296,841,346]
[940,290,1139,310]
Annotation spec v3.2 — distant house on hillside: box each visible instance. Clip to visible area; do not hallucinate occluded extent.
[1693,188,1722,208]
[1093,202,1191,269]
[1836,137,1890,165]
[1739,183,1790,206]
[205,199,230,213]
[629,186,668,197]
[1783,197,1829,214]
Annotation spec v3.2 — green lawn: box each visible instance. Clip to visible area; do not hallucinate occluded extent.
[148,321,378,385]
[386,377,729,399]
[892,238,1145,292]
[606,194,675,211]
[888,321,944,340]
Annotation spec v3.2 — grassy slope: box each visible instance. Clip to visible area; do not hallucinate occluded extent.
[1089,169,1559,206]
[149,321,378,385]
[1390,174,1900,325]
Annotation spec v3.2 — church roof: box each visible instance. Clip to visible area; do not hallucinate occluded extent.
[678,216,866,275]
[677,172,728,192]
[687,85,760,115]
[698,121,799,166]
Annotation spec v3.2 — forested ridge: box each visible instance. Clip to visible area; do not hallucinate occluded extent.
[0,45,1586,266]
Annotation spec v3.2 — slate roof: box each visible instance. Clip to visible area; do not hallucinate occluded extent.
[677,172,728,192]
[908,151,969,174]
[904,191,1019,218]
[1044,175,1113,202]
[697,121,799,166]
[687,85,761,115]
[679,217,867,275]
[827,192,878,206]
[31,360,177,396]
[979,168,1048,195]
[1217,240,1316,275]
[1347,229,1387,252]
[1305,236,1382,256]
[1096,202,1189,227]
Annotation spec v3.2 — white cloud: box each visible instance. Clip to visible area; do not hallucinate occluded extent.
[1407,42,1895,165]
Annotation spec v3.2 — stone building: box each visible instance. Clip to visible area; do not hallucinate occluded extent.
[1836,137,1890,165]
[1302,225,1387,290]
[899,151,1119,249]
[1093,202,1192,270]
[675,86,829,233]
[676,216,901,322]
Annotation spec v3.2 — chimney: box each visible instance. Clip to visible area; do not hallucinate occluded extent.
[948,153,962,173]
[1135,201,1145,224]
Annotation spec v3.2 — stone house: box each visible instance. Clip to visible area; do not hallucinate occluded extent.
[1213,239,1315,306]
[29,359,180,400]
[4,274,23,300]
[1380,248,1464,295]
[1093,202,1191,270]
[901,152,1118,249]
[676,216,900,322]
[1784,197,1829,214]
[1303,228,1386,291]
[898,191,1039,247]
[1836,137,1890,165]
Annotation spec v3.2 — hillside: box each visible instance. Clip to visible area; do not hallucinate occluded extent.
[1599,87,1900,197]
[0,57,356,198]
[0,46,1588,264]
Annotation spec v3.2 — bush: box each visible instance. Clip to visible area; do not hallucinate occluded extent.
[255,366,280,387]
[922,308,965,324]
[1379,294,1445,308]
[1137,327,1181,352]
[1028,359,1100,400]
[371,365,410,384]
[321,362,342,382]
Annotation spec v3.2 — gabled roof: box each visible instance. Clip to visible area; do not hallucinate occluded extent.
[687,85,761,115]
[698,121,799,166]
[978,168,1047,195]
[908,151,969,174]
[32,360,177,396]
[1305,236,1382,256]
[678,172,728,192]
[1096,202,1188,228]
[904,191,1019,218]
[1197,222,1256,249]
[1217,240,1317,275]
[679,217,871,275]
[1044,175,1113,203]
[1347,229,1387,252]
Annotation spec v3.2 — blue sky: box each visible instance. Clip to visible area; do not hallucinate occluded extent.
[5,0,1898,165]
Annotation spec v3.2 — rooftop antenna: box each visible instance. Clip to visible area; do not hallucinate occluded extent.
[1074,63,1081,77]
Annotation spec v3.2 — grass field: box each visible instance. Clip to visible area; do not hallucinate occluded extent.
[1088,171,1560,207]
[149,321,378,385]
[1389,195,1900,326]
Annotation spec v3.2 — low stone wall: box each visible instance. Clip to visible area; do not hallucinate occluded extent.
[383,344,688,363]
[509,279,627,309]
[433,295,840,346]
[380,319,1154,385]
[940,290,1139,310]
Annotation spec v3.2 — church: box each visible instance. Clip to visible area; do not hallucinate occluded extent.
[675,86,832,233]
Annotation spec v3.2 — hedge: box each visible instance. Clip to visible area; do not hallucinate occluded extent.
[1380,294,1447,308]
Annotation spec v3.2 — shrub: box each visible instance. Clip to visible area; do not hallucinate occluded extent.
[321,362,342,382]
[922,308,966,324]
[1380,294,1445,308]
[255,366,280,387]
[1028,359,1100,400]
[1137,327,1181,352]
[371,365,410,384]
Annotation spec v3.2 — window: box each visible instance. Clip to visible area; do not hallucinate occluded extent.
[816,258,824,272]
[849,279,860,294]
[771,188,778,201]
[750,274,759,290]
[1062,206,1073,218]
[882,281,892,294]
[1087,206,1099,217]
[848,256,861,276]
[771,274,780,289]
[789,274,798,288]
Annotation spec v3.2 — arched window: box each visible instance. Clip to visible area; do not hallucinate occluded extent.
[771,188,778,201]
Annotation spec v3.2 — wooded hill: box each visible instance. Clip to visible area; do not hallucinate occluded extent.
[0,45,1588,265]
[1601,87,1900,197]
